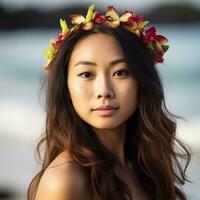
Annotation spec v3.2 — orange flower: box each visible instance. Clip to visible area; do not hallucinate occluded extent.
[70,4,95,30]
[44,4,169,68]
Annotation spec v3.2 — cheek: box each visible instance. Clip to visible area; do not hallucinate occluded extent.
[119,80,138,109]
[68,79,91,104]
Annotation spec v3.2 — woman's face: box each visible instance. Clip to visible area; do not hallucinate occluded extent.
[67,33,138,130]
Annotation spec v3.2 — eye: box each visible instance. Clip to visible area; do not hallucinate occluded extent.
[113,69,129,78]
[78,72,93,79]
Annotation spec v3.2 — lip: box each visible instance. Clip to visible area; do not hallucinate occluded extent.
[92,105,119,116]
[93,105,119,111]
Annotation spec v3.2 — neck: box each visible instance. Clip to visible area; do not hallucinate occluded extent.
[92,123,126,166]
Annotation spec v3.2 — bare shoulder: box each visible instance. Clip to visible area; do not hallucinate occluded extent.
[34,150,89,200]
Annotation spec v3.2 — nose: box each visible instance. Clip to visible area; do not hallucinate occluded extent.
[96,75,114,100]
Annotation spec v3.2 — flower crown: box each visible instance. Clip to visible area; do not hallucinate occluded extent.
[44,4,169,69]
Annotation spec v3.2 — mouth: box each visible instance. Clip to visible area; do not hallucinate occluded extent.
[92,107,119,116]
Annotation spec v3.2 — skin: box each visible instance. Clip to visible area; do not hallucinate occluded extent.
[35,33,148,200]
[67,33,138,166]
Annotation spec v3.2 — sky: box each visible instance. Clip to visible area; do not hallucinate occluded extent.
[1,0,200,12]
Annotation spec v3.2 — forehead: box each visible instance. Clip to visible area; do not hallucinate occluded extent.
[69,33,125,65]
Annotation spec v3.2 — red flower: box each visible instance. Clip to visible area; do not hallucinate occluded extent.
[126,16,135,26]
[124,12,143,25]
[143,26,168,45]
[94,12,106,24]
[154,52,164,63]
[143,26,157,44]
[142,26,169,63]
[44,4,169,68]
[135,15,145,23]
[54,33,65,49]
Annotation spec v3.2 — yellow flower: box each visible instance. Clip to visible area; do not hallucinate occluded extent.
[44,40,56,60]
[60,19,69,35]
[70,4,95,30]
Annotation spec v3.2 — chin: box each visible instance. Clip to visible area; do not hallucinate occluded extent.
[89,120,124,130]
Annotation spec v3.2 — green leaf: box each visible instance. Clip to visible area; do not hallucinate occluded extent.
[162,45,169,52]
[85,4,95,22]
[147,43,155,53]
[138,20,149,29]
[44,41,56,60]
[60,18,69,34]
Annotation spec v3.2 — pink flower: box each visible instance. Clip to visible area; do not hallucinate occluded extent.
[122,12,149,37]
[154,52,164,63]
[94,12,106,24]
[44,4,169,68]
[143,26,157,44]
[143,26,168,46]
[126,12,144,26]
[142,26,169,63]
[54,33,65,49]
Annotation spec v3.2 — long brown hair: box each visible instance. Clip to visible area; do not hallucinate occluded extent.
[27,25,191,200]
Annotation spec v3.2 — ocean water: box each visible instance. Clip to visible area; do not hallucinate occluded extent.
[0,24,200,199]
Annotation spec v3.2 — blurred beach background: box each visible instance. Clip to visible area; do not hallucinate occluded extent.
[0,0,200,199]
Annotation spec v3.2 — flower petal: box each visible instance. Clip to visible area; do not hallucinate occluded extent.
[44,40,56,60]
[85,4,95,22]
[137,20,149,29]
[94,12,106,24]
[104,20,120,28]
[82,21,94,30]
[156,35,168,45]
[105,6,119,21]
[133,29,141,37]
[154,52,164,63]
[155,41,163,52]
[119,12,132,22]
[162,44,169,52]
[70,14,85,24]
[54,33,65,49]
[146,26,156,36]
[60,18,69,34]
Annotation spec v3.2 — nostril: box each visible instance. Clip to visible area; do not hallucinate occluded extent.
[97,90,114,99]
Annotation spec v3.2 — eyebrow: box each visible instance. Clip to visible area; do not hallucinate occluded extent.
[74,58,127,67]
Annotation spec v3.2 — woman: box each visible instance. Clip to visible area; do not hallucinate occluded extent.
[27,5,190,200]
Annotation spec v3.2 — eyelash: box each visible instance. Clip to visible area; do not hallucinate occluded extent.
[78,69,129,79]
[114,70,129,77]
